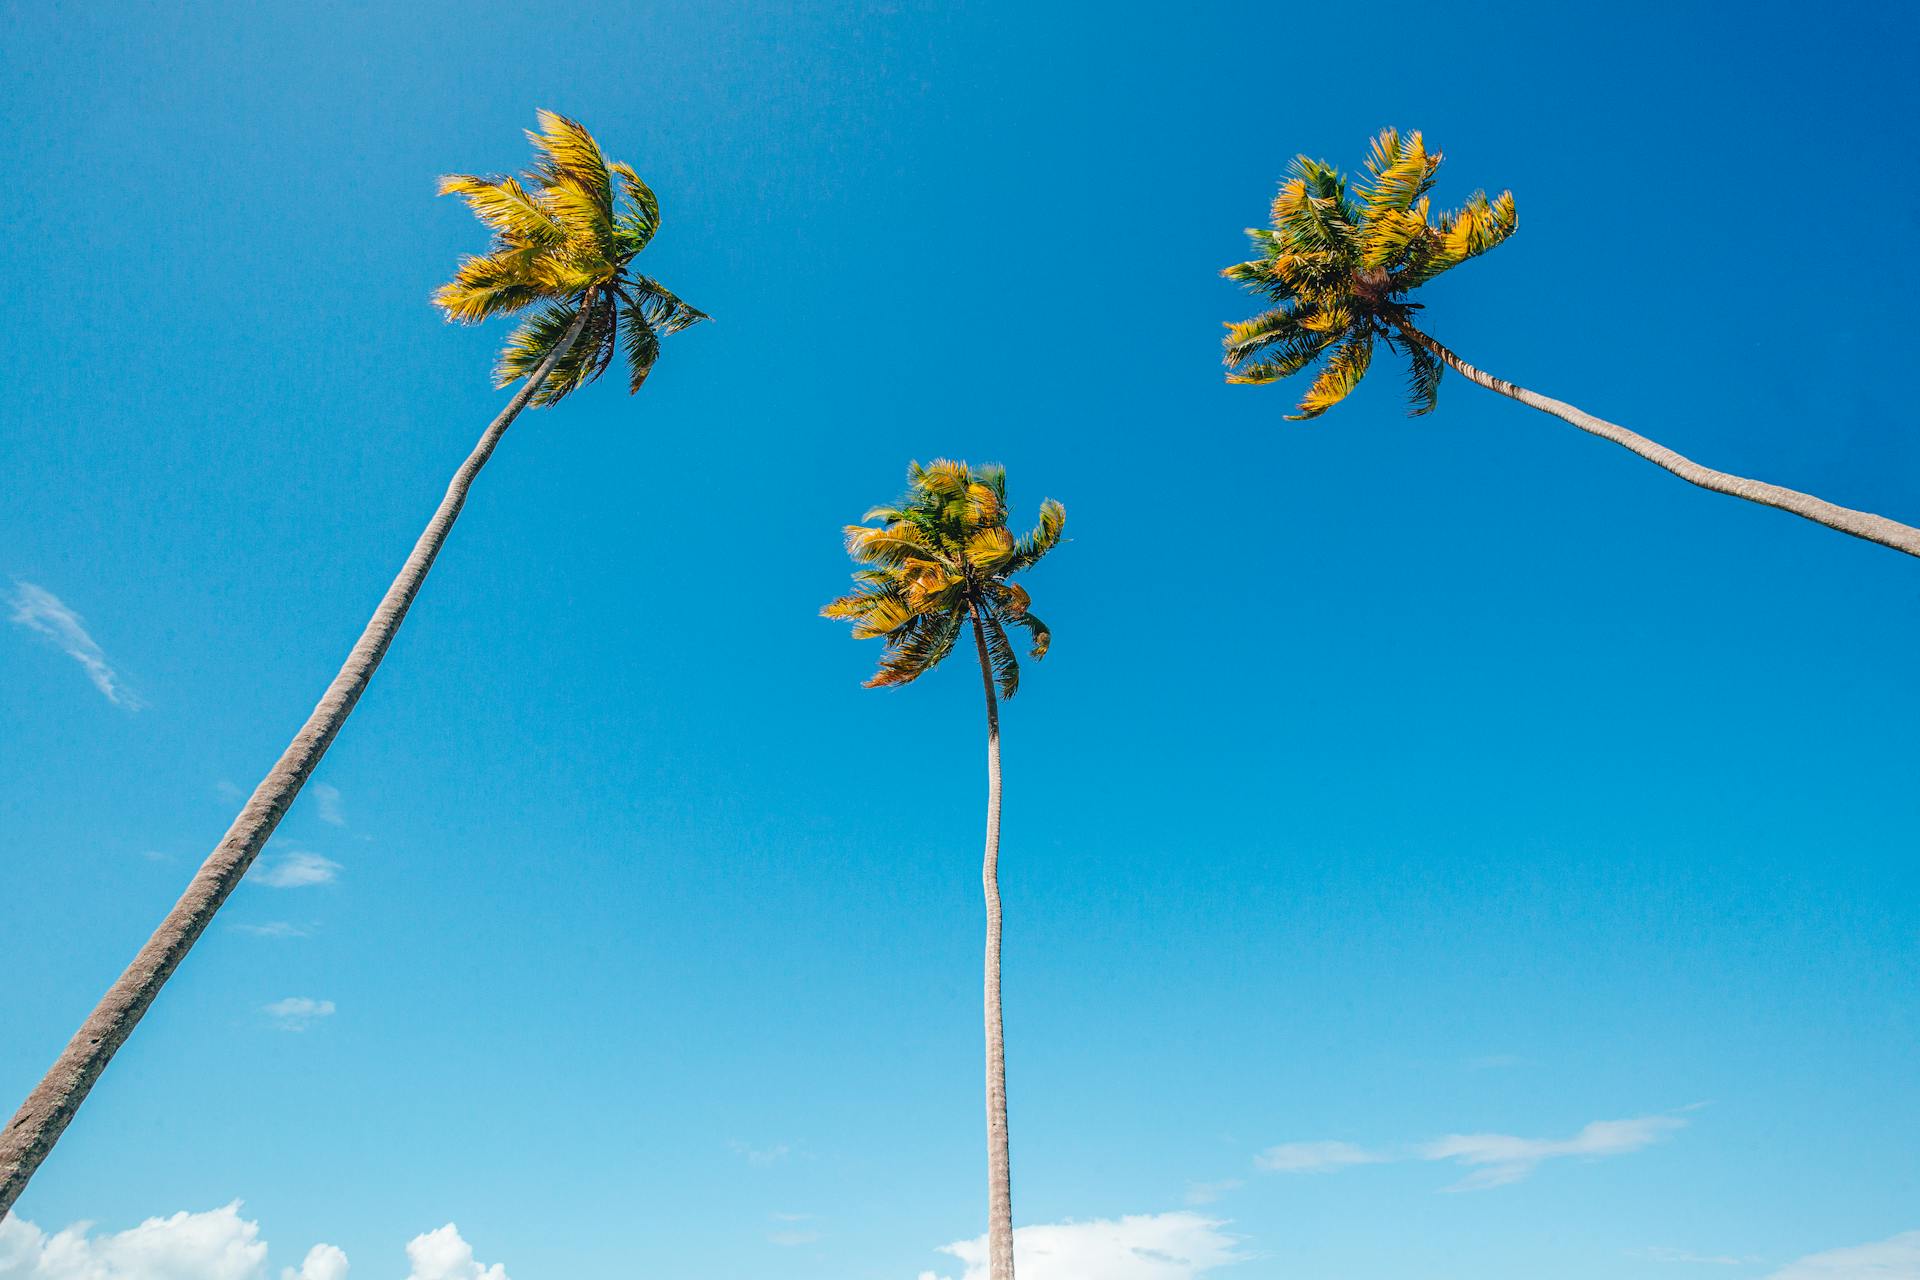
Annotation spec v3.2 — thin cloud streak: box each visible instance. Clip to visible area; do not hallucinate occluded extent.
[263,997,335,1030]
[1249,1111,1691,1191]
[7,580,143,708]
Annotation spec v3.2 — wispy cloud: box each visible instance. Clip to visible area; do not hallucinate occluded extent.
[729,1139,792,1167]
[234,921,314,939]
[768,1212,819,1247]
[7,580,143,708]
[1638,1246,1762,1266]
[1422,1113,1687,1190]
[310,783,346,827]
[1250,1110,1690,1191]
[263,997,335,1030]
[1767,1231,1920,1280]
[251,851,341,888]
[1254,1140,1387,1174]
[921,1212,1245,1280]
[1181,1179,1243,1206]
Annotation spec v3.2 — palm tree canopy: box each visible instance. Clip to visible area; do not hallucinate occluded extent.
[824,460,1065,697]
[434,109,708,404]
[1222,128,1517,419]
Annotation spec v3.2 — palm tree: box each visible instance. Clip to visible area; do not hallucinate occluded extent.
[823,460,1065,1280]
[0,110,705,1215]
[1220,129,1920,559]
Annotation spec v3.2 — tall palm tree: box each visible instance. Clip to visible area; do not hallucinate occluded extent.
[823,460,1065,1280]
[1220,129,1920,559]
[0,110,705,1215]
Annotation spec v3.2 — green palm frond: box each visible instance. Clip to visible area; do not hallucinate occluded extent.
[1405,339,1443,416]
[825,461,1063,697]
[436,111,707,406]
[621,305,661,393]
[1223,128,1517,420]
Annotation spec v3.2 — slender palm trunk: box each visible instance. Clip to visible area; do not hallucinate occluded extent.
[968,605,1015,1280]
[1403,328,1920,559]
[0,312,588,1216]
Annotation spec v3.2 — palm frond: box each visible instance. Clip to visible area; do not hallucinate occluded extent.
[436,174,566,248]
[625,275,709,335]
[527,110,612,215]
[1288,330,1374,421]
[609,160,660,250]
[1404,339,1442,416]
[621,303,661,393]
[978,608,1022,699]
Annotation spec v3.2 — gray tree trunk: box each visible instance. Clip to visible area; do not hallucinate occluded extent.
[1407,329,1920,559]
[0,311,589,1217]
[968,605,1016,1280]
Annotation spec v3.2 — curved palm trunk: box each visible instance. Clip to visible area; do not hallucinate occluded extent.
[968,605,1015,1280]
[0,312,588,1216]
[1406,330,1920,559]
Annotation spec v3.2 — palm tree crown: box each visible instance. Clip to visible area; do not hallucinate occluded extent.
[435,109,707,404]
[823,460,1064,694]
[1222,128,1516,419]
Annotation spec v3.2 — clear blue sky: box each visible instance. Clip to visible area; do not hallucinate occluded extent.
[2,2,1916,1278]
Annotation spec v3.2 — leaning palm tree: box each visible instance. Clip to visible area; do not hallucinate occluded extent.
[1221,129,1920,558]
[0,110,705,1215]
[823,461,1064,1280]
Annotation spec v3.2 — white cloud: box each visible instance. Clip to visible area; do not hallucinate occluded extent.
[1421,1113,1686,1191]
[0,1209,509,1280]
[1767,1232,1920,1280]
[7,581,142,709]
[0,1202,317,1280]
[921,1212,1245,1280]
[1253,1140,1385,1174]
[262,998,335,1030]
[403,1226,509,1280]
[282,1245,349,1280]
[250,852,340,889]
[309,785,345,827]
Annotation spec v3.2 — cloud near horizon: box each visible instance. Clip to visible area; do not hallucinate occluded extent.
[7,580,143,708]
[1766,1231,1920,1280]
[920,1212,1245,1280]
[0,1206,508,1280]
[1252,1111,1688,1191]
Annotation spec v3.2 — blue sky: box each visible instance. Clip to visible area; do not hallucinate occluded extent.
[2,1,1917,1277]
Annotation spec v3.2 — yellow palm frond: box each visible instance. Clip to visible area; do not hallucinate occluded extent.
[436,174,565,247]
[1288,331,1374,421]
[527,110,612,214]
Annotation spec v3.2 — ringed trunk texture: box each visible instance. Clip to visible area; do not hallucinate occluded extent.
[969,606,1016,1280]
[1408,330,1920,560]
[0,312,588,1217]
